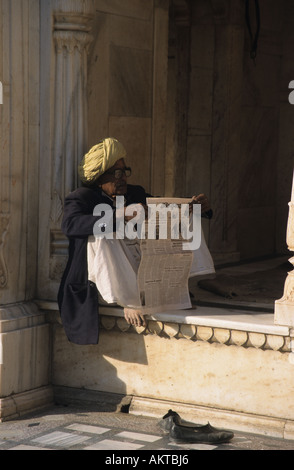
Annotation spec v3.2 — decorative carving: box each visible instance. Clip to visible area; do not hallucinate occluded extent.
[164,322,180,338]
[213,328,231,344]
[180,324,196,340]
[230,330,248,347]
[148,321,164,335]
[99,314,289,352]
[0,216,9,289]
[54,30,93,54]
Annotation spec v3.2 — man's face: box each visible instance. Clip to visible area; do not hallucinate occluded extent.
[98,158,128,198]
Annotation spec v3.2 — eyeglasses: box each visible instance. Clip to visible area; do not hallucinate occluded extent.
[107,167,132,179]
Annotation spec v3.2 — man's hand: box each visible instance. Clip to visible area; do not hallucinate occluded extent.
[124,308,147,327]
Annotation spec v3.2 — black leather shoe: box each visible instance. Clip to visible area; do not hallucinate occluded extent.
[159,409,203,433]
[159,409,234,444]
[169,422,234,444]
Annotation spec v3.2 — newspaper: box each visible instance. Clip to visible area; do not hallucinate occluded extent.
[137,197,193,314]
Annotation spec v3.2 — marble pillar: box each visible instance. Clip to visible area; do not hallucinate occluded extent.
[0,0,52,421]
[38,0,95,300]
[0,0,95,421]
[52,0,94,198]
[275,171,294,327]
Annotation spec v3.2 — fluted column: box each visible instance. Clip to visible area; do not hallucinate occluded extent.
[275,171,294,326]
[37,0,94,300]
[51,0,94,224]
[0,0,53,421]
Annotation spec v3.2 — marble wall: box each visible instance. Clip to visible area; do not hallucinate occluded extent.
[87,0,169,196]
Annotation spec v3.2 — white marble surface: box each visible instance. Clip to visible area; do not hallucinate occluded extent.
[100,305,289,336]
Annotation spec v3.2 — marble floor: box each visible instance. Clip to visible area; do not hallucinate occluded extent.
[1,403,294,452]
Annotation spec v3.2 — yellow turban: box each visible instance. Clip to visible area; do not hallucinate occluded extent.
[78,137,127,185]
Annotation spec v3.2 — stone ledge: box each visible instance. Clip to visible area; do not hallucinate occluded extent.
[37,300,292,352]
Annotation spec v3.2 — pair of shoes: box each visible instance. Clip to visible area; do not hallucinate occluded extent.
[158,409,234,445]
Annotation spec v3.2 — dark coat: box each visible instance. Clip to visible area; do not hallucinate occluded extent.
[57,184,149,345]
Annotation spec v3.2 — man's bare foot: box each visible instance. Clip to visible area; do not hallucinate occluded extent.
[124,308,147,327]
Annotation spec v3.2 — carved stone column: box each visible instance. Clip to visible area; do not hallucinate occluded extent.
[0,0,53,421]
[38,0,94,300]
[51,0,94,220]
[275,171,294,326]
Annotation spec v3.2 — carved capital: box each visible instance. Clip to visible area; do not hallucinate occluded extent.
[54,30,93,54]
[53,0,95,33]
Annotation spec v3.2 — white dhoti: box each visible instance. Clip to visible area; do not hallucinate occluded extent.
[87,228,215,310]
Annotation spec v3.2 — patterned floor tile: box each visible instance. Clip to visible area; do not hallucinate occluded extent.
[9,445,51,450]
[66,423,110,435]
[168,441,218,450]
[84,439,145,450]
[115,431,162,443]
[32,431,91,447]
